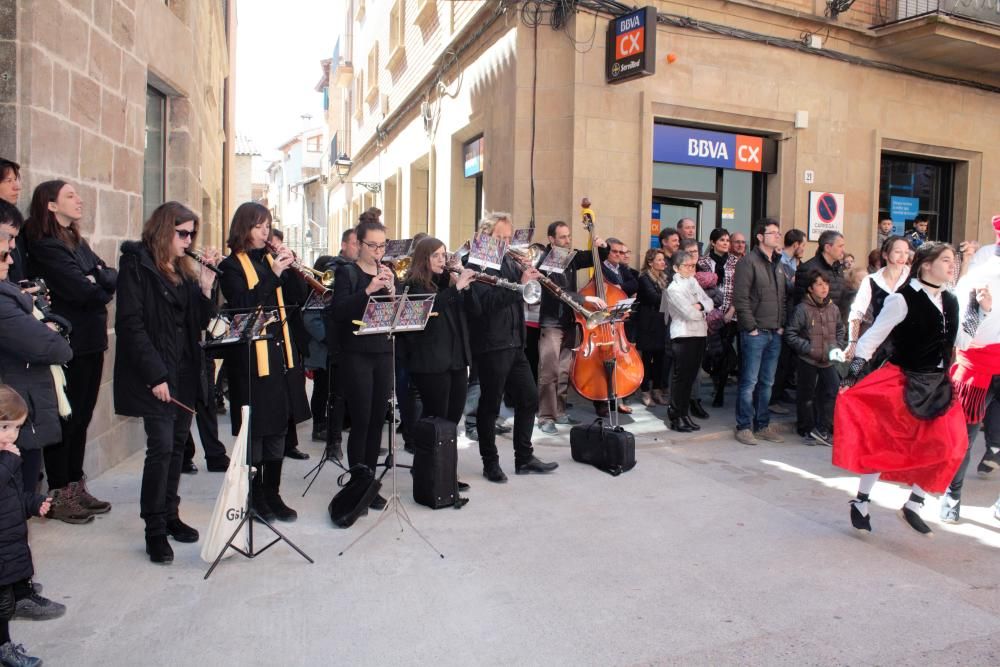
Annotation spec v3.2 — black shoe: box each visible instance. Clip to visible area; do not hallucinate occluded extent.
[269,494,298,522]
[711,393,724,408]
[457,480,470,491]
[690,400,709,419]
[205,455,230,472]
[595,404,610,419]
[680,416,701,431]
[285,448,310,460]
[182,460,198,474]
[370,493,388,510]
[145,535,174,564]
[453,496,470,509]
[166,518,200,543]
[465,426,479,441]
[252,493,277,523]
[324,441,343,461]
[483,462,508,483]
[669,418,694,432]
[900,503,932,536]
[311,429,327,443]
[849,499,871,532]
[515,456,559,475]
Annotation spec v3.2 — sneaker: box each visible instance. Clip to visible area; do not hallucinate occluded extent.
[538,420,557,435]
[754,425,785,443]
[768,403,790,415]
[495,421,512,435]
[554,414,580,425]
[465,426,479,442]
[46,487,95,524]
[74,479,111,514]
[801,434,817,446]
[735,428,758,446]
[809,428,832,447]
[939,494,961,524]
[0,641,42,667]
[13,592,66,621]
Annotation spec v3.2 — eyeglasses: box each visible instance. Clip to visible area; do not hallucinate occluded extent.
[361,240,387,251]
[681,262,698,269]
[176,229,197,240]
[763,231,782,237]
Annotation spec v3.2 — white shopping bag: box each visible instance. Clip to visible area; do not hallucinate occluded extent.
[200,406,251,562]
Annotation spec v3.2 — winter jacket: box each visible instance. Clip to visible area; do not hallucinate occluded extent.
[25,236,116,355]
[636,273,667,351]
[784,294,846,368]
[0,452,45,586]
[400,272,479,374]
[794,252,846,312]
[113,242,214,418]
[732,246,786,332]
[665,274,714,339]
[0,280,73,450]
[466,255,529,356]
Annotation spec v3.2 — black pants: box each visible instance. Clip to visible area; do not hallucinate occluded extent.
[140,409,194,536]
[311,366,329,427]
[0,584,12,644]
[640,349,665,391]
[670,337,706,417]
[250,434,285,465]
[44,351,103,490]
[412,369,468,424]
[795,359,837,435]
[341,352,393,470]
[20,449,42,495]
[475,348,537,466]
[525,326,541,383]
[183,366,228,464]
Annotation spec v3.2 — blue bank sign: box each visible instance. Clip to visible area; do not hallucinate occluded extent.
[653,124,777,173]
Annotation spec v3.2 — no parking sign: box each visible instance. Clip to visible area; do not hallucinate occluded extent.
[808,191,844,241]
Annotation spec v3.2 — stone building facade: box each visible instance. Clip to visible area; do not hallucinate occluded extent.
[324,0,999,257]
[0,0,234,474]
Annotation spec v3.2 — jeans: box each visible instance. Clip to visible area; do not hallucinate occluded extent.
[140,410,194,536]
[735,329,782,431]
[795,359,838,435]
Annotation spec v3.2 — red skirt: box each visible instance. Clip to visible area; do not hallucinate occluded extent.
[832,363,966,494]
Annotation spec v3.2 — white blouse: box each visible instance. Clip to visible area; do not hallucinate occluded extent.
[854,279,944,365]
[848,267,907,326]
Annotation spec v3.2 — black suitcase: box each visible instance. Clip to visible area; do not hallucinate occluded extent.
[412,417,458,509]
[570,420,636,476]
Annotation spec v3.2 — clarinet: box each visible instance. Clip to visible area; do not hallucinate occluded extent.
[184,249,223,275]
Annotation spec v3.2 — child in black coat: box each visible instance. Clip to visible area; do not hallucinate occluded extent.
[0,385,51,667]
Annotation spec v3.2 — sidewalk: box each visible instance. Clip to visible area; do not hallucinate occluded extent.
[17,392,1000,666]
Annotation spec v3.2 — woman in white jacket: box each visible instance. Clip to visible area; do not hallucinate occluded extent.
[665,251,715,432]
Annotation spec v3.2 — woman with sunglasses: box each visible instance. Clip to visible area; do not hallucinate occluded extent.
[23,181,117,523]
[218,203,304,523]
[113,202,218,563]
[330,219,398,513]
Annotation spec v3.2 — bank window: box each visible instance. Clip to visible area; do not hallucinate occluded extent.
[878,155,953,243]
[143,86,167,222]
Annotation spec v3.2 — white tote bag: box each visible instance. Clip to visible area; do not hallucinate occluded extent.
[200,406,251,563]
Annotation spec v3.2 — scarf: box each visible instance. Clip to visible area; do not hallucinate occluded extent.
[950,343,1000,423]
[30,306,71,418]
[236,252,295,377]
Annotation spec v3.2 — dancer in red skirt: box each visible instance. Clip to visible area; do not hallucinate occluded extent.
[834,242,967,535]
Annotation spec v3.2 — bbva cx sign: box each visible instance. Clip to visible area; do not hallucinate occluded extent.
[606,6,657,84]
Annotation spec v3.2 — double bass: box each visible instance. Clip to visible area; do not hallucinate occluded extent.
[570,198,644,405]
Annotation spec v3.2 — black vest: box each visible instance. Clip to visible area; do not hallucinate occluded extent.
[888,283,958,373]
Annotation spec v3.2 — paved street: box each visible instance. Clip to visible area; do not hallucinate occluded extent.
[17,390,1000,666]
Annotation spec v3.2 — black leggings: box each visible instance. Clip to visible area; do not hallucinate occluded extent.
[640,349,665,391]
[671,337,706,416]
[341,352,393,470]
[411,369,468,424]
[44,351,104,490]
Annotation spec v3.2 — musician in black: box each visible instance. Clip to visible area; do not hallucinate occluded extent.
[218,203,308,523]
[330,219,398,511]
[113,202,217,563]
[467,213,558,483]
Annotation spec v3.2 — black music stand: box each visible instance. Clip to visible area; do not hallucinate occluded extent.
[204,306,314,579]
[600,301,635,430]
[337,289,443,558]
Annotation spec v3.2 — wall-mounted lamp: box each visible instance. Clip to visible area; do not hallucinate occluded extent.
[333,153,382,193]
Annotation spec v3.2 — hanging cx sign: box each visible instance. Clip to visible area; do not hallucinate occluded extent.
[605,6,657,84]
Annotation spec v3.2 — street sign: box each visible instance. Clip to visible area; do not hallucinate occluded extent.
[606,6,656,85]
[807,191,844,241]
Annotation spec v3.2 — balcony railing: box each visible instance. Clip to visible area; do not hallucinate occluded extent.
[874,0,1000,27]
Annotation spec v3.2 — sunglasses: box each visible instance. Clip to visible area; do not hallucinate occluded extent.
[176,229,197,240]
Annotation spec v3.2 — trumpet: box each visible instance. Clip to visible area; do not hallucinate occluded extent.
[184,249,223,276]
[505,246,610,330]
[265,241,333,300]
[445,266,542,305]
[382,256,412,282]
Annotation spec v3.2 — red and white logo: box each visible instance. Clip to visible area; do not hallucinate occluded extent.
[734,135,763,172]
[616,28,644,59]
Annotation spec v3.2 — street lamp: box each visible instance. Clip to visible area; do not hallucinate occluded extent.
[333,153,381,193]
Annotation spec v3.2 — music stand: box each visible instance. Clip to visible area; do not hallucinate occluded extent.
[204,306,314,579]
[337,288,444,558]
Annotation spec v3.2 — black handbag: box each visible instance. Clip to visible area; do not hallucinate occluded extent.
[902,369,954,420]
[570,419,636,476]
[328,465,381,528]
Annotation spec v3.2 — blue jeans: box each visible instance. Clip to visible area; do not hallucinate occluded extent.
[736,329,782,431]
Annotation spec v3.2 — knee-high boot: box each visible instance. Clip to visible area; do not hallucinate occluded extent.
[264,459,297,522]
[251,467,276,522]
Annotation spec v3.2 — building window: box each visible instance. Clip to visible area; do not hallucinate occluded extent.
[388,0,406,68]
[878,154,954,243]
[366,45,379,102]
[143,86,167,222]
[307,135,322,153]
[354,72,364,120]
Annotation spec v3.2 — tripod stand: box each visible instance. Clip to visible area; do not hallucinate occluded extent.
[337,290,444,559]
[204,306,314,579]
[301,358,347,497]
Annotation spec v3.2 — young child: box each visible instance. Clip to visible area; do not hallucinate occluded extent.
[0,385,51,667]
[784,270,846,446]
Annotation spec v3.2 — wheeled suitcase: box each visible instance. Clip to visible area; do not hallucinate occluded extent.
[412,417,458,509]
[570,419,636,476]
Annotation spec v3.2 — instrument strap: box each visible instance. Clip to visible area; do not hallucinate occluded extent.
[236,252,295,376]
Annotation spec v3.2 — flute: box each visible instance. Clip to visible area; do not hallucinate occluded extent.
[185,249,223,275]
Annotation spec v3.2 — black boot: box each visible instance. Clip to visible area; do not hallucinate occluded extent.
[667,406,694,433]
[251,470,276,523]
[264,459,298,522]
[680,416,701,431]
[145,535,174,564]
[690,399,709,419]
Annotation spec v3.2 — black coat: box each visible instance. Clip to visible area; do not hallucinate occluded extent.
[25,237,116,356]
[0,452,45,586]
[399,273,478,374]
[218,251,311,437]
[636,273,667,351]
[466,256,527,356]
[0,281,74,450]
[112,242,214,418]
[330,262,398,355]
